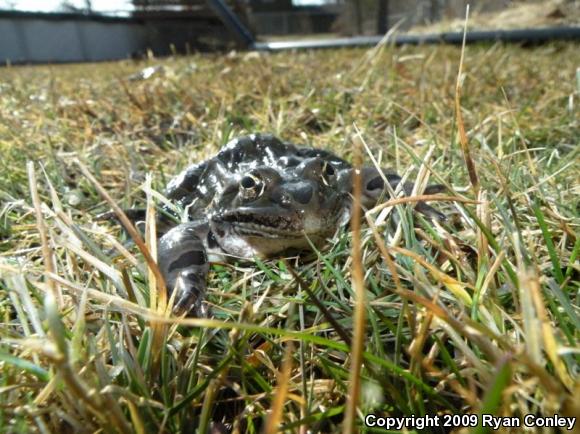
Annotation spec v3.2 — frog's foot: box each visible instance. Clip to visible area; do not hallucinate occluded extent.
[172,269,208,317]
[158,223,210,317]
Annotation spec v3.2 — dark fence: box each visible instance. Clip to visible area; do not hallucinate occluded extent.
[0,9,236,64]
[251,9,339,35]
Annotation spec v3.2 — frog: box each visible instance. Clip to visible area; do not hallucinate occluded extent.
[113,133,445,316]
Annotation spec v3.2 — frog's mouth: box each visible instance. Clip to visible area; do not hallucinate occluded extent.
[211,200,349,237]
[211,210,306,238]
[209,205,349,259]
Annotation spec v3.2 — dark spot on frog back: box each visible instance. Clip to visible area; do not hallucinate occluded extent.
[168,250,208,272]
[366,176,384,191]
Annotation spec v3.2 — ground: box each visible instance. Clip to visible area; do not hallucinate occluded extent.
[0,42,578,433]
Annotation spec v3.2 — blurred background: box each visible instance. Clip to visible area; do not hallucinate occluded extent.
[1,0,578,63]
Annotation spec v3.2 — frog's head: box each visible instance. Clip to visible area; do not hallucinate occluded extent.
[210,157,350,258]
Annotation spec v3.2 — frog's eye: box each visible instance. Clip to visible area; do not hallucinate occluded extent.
[241,175,257,189]
[240,173,263,199]
[321,162,336,185]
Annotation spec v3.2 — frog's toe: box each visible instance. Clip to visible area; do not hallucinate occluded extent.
[172,270,208,317]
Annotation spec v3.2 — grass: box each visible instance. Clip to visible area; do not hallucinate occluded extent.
[0,41,578,433]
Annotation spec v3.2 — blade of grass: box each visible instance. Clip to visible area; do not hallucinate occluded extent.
[527,268,574,389]
[0,349,49,382]
[264,343,294,434]
[470,357,512,434]
[342,132,367,434]
[565,236,579,280]
[454,5,480,195]
[532,201,565,285]
[27,161,62,305]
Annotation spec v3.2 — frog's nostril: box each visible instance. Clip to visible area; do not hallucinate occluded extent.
[291,184,314,204]
[272,190,292,208]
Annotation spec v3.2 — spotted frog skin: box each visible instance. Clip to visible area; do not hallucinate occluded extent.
[124,134,444,316]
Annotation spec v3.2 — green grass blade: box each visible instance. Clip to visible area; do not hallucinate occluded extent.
[532,201,564,284]
[0,349,50,382]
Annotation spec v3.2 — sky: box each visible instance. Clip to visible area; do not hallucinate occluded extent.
[0,0,132,12]
[292,0,329,4]
[0,0,330,12]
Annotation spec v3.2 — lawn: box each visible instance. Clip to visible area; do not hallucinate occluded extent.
[0,42,578,433]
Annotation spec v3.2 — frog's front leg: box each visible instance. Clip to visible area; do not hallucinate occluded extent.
[158,222,210,316]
